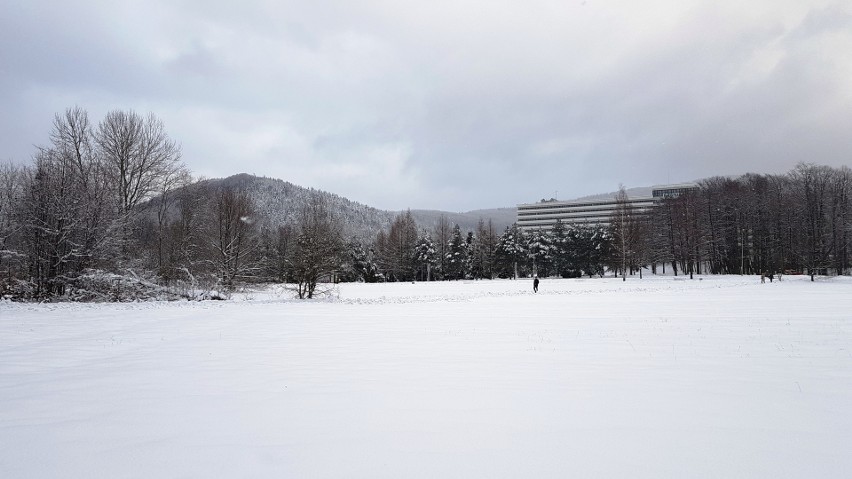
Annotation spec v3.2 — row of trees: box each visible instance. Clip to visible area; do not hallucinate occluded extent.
[3,107,850,301]
[641,165,852,280]
[346,211,612,283]
[353,164,852,284]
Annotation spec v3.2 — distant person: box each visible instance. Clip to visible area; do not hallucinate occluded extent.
[533,275,539,293]
[768,272,774,283]
[761,272,765,283]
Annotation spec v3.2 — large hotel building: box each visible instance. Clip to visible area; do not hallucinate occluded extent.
[516,183,697,232]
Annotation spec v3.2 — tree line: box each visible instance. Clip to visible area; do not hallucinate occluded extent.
[2,107,850,301]
[351,211,612,283]
[645,166,852,280]
[354,163,852,283]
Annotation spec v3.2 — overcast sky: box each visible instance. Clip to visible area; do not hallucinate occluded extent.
[2,0,851,211]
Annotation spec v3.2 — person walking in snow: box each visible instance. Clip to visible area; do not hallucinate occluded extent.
[533,275,540,293]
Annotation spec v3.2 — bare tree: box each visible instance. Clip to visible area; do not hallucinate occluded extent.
[289,196,344,299]
[379,210,418,281]
[153,167,192,273]
[272,225,295,282]
[161,183,210,286]
[610,186,633,280]
[15,107,113,297]
[433,214,451,280]
[791,163,833,280]
[19,150,87,296]
[674,189,702,278]
[476,218,497,279]
[828,166,852,275]
[0,163,25,282]
[210,185,259,288]
[97,110,182,258]
[49,107,116,267]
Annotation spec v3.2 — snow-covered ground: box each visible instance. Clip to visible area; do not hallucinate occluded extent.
[1,275,850,478]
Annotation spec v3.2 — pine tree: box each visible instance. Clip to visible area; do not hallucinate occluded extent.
[344,240,381,282]
[568,224,610,278]
[495,223,528,279]
[445,224,467,280]
[464,231,478,279]
[527,228,554,277]
[413,231,437,281]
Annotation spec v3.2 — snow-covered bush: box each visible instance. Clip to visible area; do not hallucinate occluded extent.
[63,270,187,302]
[0,277,37,301]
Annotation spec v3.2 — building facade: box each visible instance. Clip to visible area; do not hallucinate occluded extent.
[651,183,699,199]
[516,183,697,232]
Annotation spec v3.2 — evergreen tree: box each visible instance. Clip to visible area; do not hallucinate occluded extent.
[526,228,553,277]
[568,224,611,278]
[464,231,478,279]
[445,224,467,280]
[344,240,381,283]
[495,223,528,278]
[413,231,437,281]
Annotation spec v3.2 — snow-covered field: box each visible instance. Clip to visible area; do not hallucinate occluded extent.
[1,275,851,478]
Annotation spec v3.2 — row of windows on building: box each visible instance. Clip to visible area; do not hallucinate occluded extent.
[516,183,697,232]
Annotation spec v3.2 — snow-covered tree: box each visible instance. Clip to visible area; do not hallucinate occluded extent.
[209,185,259,288]
[374,210,418,281]
[476,218,498,279]
[445,224,467,280]
[526,228,553,277]
[567,224,611,278]
[97,110,183,261]
[432,214,452,280]
[288,197,345,298]
[550,219,569,277]
[0,163,25,286]
[343,239,381,283]
[414,231,437,281]
[495,224,527,279]
[610,186,636,280]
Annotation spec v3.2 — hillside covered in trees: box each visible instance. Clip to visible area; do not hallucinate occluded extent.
[190,174,515,241]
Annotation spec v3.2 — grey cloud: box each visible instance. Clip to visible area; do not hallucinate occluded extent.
[2,0,850,211]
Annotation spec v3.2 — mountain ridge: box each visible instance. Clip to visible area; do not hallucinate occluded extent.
[207,173,517,239]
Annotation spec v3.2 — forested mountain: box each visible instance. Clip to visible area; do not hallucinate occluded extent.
[204,174,395,240]
[199,173,515,239]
